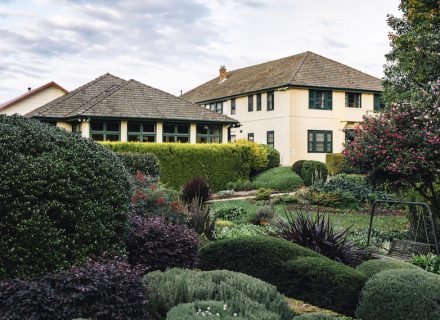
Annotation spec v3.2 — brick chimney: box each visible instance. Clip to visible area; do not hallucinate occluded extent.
[219,65,227,82]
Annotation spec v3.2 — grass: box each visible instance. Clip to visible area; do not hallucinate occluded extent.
[252,166,303,191]
[210,199,408,232]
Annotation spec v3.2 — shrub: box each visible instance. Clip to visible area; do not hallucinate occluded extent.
[356,269,440,320]
[254,205,275,223]
[103,142,253,191]
[325,153,358,175]
[255,188,273,201]
[184,197,216,239]
[282,257,366,315]
[253,167,304,191]
[235,139,269,172]
[292,160,306,175]
[357,259,419,278]
[272,194,300,205]
[0,115,132,279]
[226,179,253,191]
[214,205,249,221]
[301,161,328,186]
[293,313,340,320]
[117,152,160,178]
[181,176,211,204]
[146,268,293,320]
[126,215,198,271]
[199,236,364,315]
[0,260,149,319]
[410,253,440,274]
[269,208,362,266]
[261,144,281,169]
[166,301,247,320]
[307,190,360,210]
[213,224,265,240]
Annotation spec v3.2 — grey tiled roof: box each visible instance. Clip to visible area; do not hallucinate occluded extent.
[182,51,384,103]
[28,73,236,123]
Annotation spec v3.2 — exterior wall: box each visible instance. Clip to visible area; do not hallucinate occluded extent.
[1,87,66,115]
[56,121,72,132]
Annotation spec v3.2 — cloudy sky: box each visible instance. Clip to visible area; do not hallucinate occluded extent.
[0,0,400,102]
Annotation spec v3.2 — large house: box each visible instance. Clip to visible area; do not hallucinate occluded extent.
[27,73,236,143]
[183,51,384,165]
[0,81,68,115]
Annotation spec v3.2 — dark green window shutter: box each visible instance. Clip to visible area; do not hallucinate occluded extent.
[309,90,315,108]
[325,91,332,110]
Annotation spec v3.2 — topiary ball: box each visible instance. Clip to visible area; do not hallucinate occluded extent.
[0,115,132,278]
[293,313,340,320]
[356,268,440,320]
[356,259,419,278]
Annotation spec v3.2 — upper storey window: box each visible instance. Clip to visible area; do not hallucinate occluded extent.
[309,90,332,110]
[345,92,362,108]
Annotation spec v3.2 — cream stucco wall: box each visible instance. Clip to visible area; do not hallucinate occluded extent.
[56,121,72,132]
[1,87,66,115]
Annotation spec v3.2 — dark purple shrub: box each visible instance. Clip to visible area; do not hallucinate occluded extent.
[0,260,150,320]
[181,176,211,204]
[127,216,199,271]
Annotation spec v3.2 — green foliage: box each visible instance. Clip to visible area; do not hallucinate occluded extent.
[0,115,132,279]
[356,259,418,278]
[301,161,328,187]
[272,195,300,205]
[181,176,211,204]
[146,268,294,320]
[117,152,160,178]
[293,313,341,319]
[255,188,273,201]
[325,153,358,175]
[103,142,253,191]
[226,179,253,191]
[410,253,440,274]
[253,167,304,191]
[184,198,216,240]
[166,301,247,320]
[235,139,269,172]
[261,144,281,169]
[356,268,440,320]
[214,205,250,222]
[255,205,275,222]
[213,224,266,240]
[198,236,363,315]
[283,257,366,315]
[292,160,306,175]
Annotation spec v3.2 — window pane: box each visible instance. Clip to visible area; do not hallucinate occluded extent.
[91,121,104,131]
[210,126,221,135]
[163,123,175,134]
[163,135,175,142]
[142,135,155,143]
[308,142,313,151]
[197,136,207,143]
[106,134,119,141]
[315,142,325,152]
[316,133,325,142]
[142,122,155,133]
[326,133,332,142]
[91,134,104,141]
[308,132,314,141]
[211,136,220,143]
[128,134,141,142]
[128,122,141,133]
[177,124,189,134]
[197,124,208,135]
[177,136,189,143]
[106,121,120,132]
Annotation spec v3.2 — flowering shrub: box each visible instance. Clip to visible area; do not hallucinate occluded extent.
[126,215,198,271]
[343,81,440,217]
[0,260,149,320]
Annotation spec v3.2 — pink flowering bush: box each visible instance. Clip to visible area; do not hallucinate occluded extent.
[343,81,440,217]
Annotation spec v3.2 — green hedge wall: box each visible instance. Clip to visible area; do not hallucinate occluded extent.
[102,142,253,191]
[326,153,359,175]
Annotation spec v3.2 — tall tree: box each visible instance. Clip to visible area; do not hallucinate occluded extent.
[383,0,440,105]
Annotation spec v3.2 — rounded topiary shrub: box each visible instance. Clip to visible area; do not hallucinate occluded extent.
[126,215,198,271]
[300,161,328,186]
[146,268,293,320]
[166,301,247,320]
[293,313,340,320]
[261,145,281,169]
[0,115,132,278]
[252,167,304,191]
[282,257,366,316]
[356,268,440,320]
[292,160,306,175]
[117,152,160,178]
[356,259,419,278]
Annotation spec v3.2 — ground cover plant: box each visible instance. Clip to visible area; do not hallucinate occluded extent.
[0,115,132,279]
[145,268,293,320]
[253,166,303,191]
[410,253,440,274]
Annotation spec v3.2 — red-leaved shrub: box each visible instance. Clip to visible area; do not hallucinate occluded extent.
[126,215,199,271]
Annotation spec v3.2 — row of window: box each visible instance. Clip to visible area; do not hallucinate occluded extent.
[87,121,222,143]
[309,90,384,111]
[247,91,274,112]
[247,131,275,148]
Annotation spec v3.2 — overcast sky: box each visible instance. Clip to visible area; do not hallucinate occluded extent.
[0,0,401,102]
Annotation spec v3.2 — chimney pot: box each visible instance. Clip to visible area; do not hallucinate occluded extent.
[219,65,227,82]
[28,87,31,91]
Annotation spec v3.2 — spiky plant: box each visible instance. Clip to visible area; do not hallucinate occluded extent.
[184,197,216,239]
[181,176,211,205]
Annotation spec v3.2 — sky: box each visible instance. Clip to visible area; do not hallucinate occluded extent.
[0,0,401,102]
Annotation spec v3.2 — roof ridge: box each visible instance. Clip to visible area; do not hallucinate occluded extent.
[32,73,120,117]
[288,51,310,84]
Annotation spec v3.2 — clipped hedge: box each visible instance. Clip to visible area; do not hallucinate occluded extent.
[261,144,281,169]
[253,167,304,191]
[301,161,328,186]
[326,153,358,175]
[0,115,132,279]
[356,259,419,278]
[117,152,160,177]
[166,301,248,320]
[146,268,293,320]
[292,160,306,175]
[356,269,440,320]
[103,142,253,191]
[198,236,364,316]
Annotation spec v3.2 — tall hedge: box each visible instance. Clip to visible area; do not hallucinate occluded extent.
[0,115,132,278]
[103,142,253,191]
[325,153,358,175]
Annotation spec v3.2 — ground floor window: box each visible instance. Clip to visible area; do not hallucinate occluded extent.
[308,130,332,153]
[248,133,254,142]
[90,120,120,141]
[163,122,190,143]
[344,129,355,143]
[196,124,222,143]
[128,121,155,142]
[72,122,82,135]
[267,130,274,148]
